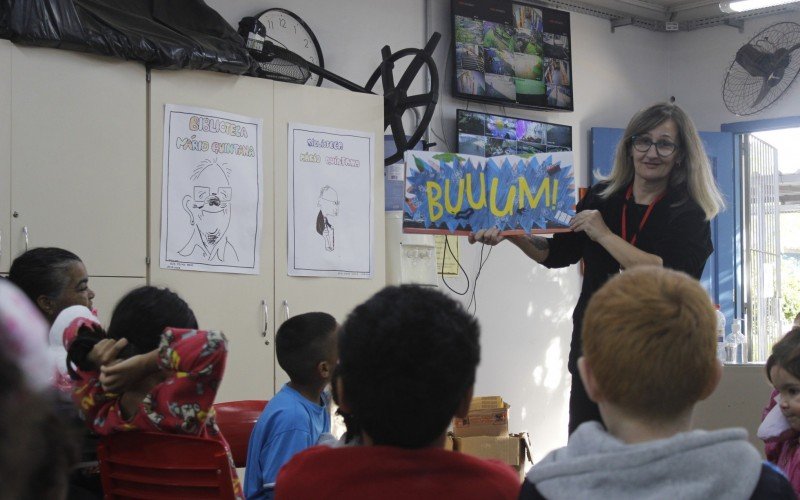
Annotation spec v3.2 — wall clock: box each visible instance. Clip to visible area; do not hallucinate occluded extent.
[240,8,325,86]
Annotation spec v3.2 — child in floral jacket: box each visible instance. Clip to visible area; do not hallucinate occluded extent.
[66,286,242,499]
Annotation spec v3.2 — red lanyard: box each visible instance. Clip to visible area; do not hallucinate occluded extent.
[621,184,665,247]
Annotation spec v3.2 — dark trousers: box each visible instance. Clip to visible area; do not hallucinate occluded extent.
[568,370,602,435]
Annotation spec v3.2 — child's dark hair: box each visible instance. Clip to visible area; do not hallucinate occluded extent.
[275,312,337,386]
[107,286,198,358]
[767,326,800,382]
[8,247,81,305]
[338,285,480,448]
[67,286,197,376]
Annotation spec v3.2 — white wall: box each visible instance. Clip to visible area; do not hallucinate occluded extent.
[668,12,800,130]
[206,0,793,461]
[425,1,671,461]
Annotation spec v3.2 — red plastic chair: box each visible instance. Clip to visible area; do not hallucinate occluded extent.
[97,432,236,500]
[213,400,268,468]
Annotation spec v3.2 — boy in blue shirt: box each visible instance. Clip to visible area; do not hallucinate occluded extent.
[244,312,337,500]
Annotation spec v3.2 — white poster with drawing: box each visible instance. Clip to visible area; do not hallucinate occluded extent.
[288,123,374,278]
[160,104,263,274]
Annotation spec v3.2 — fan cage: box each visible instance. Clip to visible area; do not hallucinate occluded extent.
[722,22,800,116]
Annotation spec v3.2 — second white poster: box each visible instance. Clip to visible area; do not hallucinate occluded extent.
[288,123,374,278]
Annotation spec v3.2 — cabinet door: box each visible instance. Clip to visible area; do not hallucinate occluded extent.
[149,69,276,402]
[0,41,10,272]
[272,82,386,390]
[9,46,146,277]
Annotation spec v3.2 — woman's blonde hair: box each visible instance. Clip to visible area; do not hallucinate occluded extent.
[598,103,724,220]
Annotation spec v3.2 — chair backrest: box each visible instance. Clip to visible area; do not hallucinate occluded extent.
[213,400,268,468]
[97,432,236,500]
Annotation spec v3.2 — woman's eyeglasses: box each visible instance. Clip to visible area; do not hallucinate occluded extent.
[631,136,678,157]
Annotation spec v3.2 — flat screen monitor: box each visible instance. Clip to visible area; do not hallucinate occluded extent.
[456,109,572,157]
[452,0,573,111]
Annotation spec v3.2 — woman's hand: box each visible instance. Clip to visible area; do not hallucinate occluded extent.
[569,210,612,243]
[87,338,129,367]
[468,228,505,246]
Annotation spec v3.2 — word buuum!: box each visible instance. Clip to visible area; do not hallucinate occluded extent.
[426,174,559,221]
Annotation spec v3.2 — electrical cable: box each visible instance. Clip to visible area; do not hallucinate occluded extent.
[467,243,493,315]
[440,236,470,296]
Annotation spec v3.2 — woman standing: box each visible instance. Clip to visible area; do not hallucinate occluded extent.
[470,102,724,433]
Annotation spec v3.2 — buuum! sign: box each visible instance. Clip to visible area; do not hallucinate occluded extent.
[403,151,576,235]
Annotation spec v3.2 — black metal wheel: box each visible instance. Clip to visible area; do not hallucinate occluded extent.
[365,34,440,165]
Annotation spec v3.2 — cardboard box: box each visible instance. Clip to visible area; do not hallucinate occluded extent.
[453,433,532,481]
[469,396,504,411]
[453,402,510,437]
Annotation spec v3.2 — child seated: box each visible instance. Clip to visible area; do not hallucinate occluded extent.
[66,286,243,499]
[760,326,800,495]
[244,312,338,500]
[274,285,521,499]
[522,267,794,500]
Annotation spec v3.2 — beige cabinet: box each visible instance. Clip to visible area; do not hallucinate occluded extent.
[8,45,146,277]
[271,83,386,389]
[0,41,10,273]
[148,70,277,403]
[149,70,386,402]
[4,44,386,402]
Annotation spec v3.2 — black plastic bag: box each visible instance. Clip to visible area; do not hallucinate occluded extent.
[1,0,253,74]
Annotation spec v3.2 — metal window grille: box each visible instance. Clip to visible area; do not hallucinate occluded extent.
[742,134,782,362]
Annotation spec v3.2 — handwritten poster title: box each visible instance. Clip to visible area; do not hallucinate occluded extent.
[296,135,361,167]
[174,115,255,157]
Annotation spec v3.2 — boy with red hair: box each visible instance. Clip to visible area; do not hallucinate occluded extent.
[522,267,794,499]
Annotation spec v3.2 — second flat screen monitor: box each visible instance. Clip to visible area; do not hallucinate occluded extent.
[456,109,572,157]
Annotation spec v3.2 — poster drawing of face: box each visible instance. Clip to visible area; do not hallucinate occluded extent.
[179,159,239,263]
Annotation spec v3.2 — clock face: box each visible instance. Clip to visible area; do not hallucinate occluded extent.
[255,9,324,86]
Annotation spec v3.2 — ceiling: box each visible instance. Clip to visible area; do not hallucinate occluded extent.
[527,0,800,30]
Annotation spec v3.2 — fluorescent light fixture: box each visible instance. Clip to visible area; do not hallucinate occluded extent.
[720,0,798,13]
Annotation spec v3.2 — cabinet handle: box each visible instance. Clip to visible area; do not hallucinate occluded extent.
[282,300,291,320]
[261,299,270,346]
[23,226,29,251]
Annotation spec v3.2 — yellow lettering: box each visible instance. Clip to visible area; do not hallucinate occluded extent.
[444,179,465,214]
[490,178,516,217]
[466,172,486,209]
[427,182,444,221]
[518,177,550,209]
[552,179,558,208]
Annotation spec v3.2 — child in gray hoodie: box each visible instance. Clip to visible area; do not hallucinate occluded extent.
[521,267,795,500]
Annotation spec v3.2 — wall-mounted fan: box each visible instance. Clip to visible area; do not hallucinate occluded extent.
[723,22,800,116]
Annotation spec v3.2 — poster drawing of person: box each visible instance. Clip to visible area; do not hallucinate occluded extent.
[179,159,239,263]
[315,186,339,252]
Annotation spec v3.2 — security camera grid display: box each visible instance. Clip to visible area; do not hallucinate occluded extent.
[453,0,572,111]
[457,109,572,157]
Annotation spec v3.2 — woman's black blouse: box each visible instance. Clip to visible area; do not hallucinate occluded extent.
[541,182,713,372]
